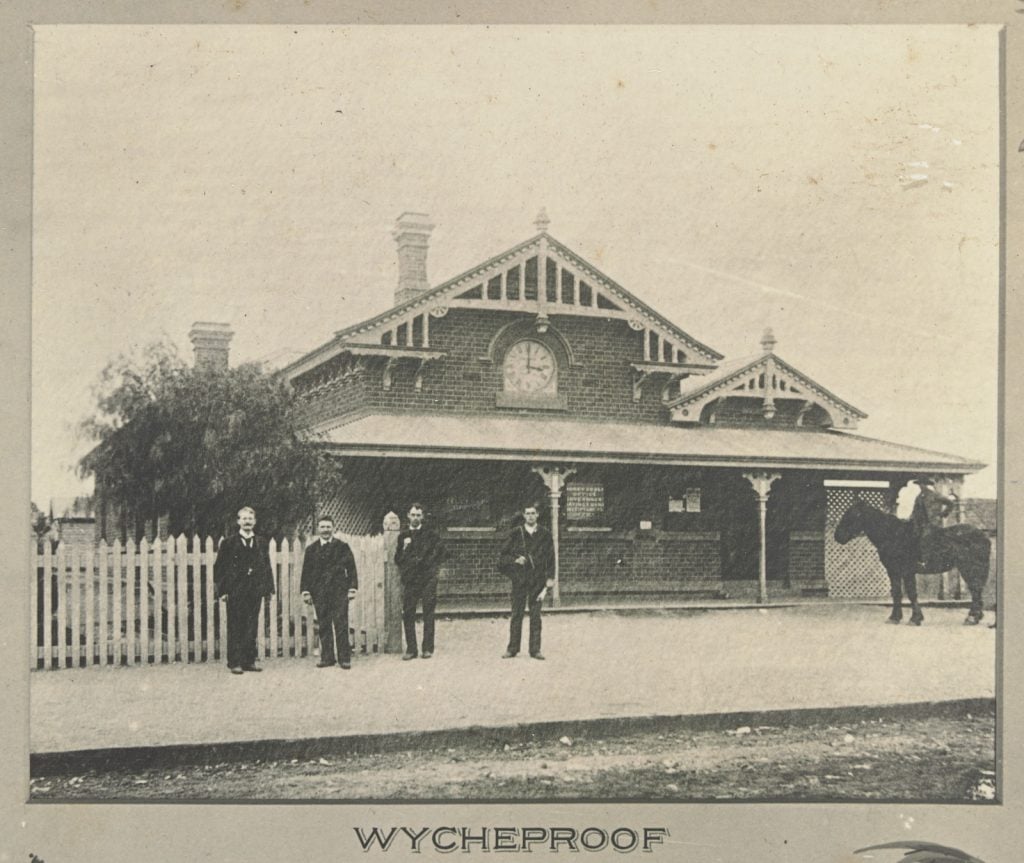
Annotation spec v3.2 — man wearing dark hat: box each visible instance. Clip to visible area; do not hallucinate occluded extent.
[910,477,957,568]
[214,506,276,674]
[301,515,359,669]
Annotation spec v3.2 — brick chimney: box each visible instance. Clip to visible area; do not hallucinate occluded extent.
[188,322,234,371]
[392,212,434,306]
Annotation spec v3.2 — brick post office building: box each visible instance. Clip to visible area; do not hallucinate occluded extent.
[283,212,985,606]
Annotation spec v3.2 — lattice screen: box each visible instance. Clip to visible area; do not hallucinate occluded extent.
[315,493,378,536]
[824,488,891,598]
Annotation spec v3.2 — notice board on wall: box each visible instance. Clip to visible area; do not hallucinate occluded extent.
[566,482,604,520]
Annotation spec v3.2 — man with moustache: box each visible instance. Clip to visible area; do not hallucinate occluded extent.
[394,503,447,660]
[301,515,359,669]
[214,506,276,675]
[500,503,555,660]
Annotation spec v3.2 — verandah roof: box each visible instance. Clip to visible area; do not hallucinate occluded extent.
[311,413,984,475]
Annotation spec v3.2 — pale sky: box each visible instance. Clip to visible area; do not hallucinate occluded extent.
[32,24,1000,504]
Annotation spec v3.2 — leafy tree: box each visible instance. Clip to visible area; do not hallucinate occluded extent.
[79,341,342,539]
[30,502,51,541]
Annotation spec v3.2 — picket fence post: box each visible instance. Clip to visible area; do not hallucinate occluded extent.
[42,542,53,669]
[291,538,305,656]
[125,537,137,665]
[31,529,390,671]
[204,537,215,662]
[68,545,81,669]
[138,539,149,664]
[153,538,165,663]
[84,544,96,667]
[31,543,40,668]
[113,539,124,666]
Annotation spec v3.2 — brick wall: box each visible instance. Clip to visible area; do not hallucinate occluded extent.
[788,532,827,593]
[437,529,724,603]
[296,309,670,428]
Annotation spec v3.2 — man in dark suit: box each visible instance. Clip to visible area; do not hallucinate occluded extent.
[910,476,958,569]
[213,506,276,674]
[499,503,555,660]
[300,515,358,669]
[394,503,447,660]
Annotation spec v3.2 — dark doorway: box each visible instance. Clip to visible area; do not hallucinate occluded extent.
[714,473,790,583]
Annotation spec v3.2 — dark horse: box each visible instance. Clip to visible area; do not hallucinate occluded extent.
[833,498,990,625]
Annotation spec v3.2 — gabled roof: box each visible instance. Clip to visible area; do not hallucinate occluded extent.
[666,346,867,430]
[282,231,723,382]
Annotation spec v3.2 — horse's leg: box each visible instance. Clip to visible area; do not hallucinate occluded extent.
[962,565,985,625]
[905,570,924,625]
[887,567,903,623]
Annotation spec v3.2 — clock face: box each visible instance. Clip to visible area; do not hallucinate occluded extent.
[503,339,557,393]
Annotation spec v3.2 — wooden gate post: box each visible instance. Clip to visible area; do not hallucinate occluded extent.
[382,512,403,653]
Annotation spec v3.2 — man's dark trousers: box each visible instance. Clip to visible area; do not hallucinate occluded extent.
[507,582,542,657]
[402,575,438,657]
[225,593,263,668]
[314,591,351,665]
[214,533,275,669]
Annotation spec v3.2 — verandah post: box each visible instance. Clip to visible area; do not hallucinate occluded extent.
[531,465,576,606]
[742,471,781,604]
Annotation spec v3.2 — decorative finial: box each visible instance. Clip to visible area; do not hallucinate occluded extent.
[534,207,550,233]
[760,327,776,354]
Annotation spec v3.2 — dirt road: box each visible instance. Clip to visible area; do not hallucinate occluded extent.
[31,701,995,802]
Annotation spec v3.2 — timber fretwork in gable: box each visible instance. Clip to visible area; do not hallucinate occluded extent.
[666,333,866,430]
[336,234,722,370]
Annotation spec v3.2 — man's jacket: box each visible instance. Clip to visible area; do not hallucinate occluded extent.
[498,525,554,594]
[911,486,956,536]
[394,526,447,583]
[213,533,276,599]
[301,538,358,598]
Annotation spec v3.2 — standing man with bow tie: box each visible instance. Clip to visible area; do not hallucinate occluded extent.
[394,503,447,660]
[300,515,359,669]
[214,506,276,675]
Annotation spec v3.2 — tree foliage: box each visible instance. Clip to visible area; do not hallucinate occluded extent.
[79,341,342,538]
[30,502,51,540]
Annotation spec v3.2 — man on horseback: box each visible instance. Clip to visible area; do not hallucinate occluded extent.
[909,476,957,569]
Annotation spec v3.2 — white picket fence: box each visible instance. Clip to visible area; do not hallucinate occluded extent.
[31,533,387,670]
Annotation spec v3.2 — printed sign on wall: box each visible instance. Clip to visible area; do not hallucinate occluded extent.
[567,482,604,520]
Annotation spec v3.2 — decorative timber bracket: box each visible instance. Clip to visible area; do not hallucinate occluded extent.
[629,361,717,404]
[331,345,446,392]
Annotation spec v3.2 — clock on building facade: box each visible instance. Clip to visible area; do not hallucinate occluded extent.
[503,339,557,394]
